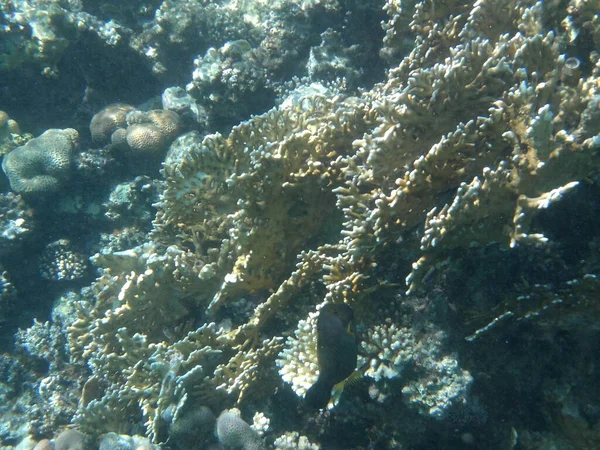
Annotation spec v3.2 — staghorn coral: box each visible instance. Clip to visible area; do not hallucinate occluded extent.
[69,243,232,439]
[154,82,372,316]
[2,128,79,199]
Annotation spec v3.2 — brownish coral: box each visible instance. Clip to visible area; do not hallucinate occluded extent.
[125,123,166,155]
[67,0,600,446]
[143,110,181,141]
[90,104,135,144]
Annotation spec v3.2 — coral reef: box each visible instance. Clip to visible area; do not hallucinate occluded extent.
[0,0,599,449]
[61,0,600,445]
[1,0,383,134]
[0,1,125,75]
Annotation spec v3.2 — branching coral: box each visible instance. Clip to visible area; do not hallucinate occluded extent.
[66,0,600,447]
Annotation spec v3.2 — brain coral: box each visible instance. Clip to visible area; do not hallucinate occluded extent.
[2,128,78,198]
[125,123,166,155]
[140,109,181,141]
[90,103,135,144]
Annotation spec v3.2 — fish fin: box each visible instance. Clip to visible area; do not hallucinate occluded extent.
[329,364,367,406]
[305,379,332,410]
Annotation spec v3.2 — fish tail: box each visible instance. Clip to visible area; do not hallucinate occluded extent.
[305,378,332,410]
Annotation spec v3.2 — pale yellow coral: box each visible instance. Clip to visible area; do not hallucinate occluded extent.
[126,123,166,155]
[145,109,181,141]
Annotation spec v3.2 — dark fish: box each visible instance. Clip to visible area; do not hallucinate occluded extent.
[305,303,358,409]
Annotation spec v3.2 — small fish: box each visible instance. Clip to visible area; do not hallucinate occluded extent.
[305,303,358,409]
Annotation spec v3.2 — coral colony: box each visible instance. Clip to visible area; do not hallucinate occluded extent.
[0,0,599,449]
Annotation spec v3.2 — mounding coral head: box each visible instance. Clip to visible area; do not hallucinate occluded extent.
[2,128,78,199]
[90,103,135,144]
